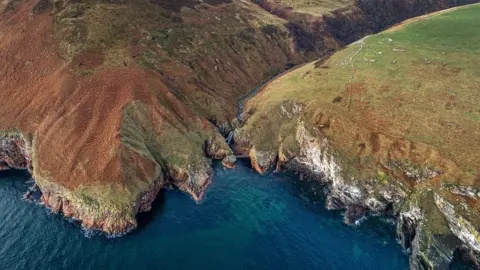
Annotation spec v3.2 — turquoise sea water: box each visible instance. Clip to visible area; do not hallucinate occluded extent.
[0,160,408,270]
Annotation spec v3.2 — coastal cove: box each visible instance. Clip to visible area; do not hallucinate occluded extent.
[0,161,408,269]
[1,1,480,269]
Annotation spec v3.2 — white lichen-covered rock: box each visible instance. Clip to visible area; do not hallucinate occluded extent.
[293,122,344,186]
[434,193,480,253]
[365,197,387,213]
[397,202,423,250]
[235,102,480,269]
[447,185,480,199]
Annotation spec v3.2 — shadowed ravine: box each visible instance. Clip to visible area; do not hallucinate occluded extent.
[0,161,408,269]
[236,63,297,122]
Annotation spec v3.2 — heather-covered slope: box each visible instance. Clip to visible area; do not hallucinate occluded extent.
[0,0,478,237]
[235,4,480,268]
[0,0,232,234]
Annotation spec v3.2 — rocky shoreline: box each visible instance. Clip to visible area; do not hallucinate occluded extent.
[0,132,226,235]
[2,116,479,267]
[229,4,480,265]
[233,119,480,269]
[1,0,480,268]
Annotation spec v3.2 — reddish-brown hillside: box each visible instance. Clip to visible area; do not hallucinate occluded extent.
[0,0,232,233]
[1,0,477,236]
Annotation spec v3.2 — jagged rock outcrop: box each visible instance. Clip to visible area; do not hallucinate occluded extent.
[0,133,32,172]
[221,155,237,169]
[237,118,480,269]
[234,4,480,268]
[0,0,234,234]
[1,0,479,240]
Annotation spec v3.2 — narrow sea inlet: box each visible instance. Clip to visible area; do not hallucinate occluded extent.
[0,161,408,269]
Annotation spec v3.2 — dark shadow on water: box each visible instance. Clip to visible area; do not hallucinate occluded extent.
[0,161,399,246]
[0,168,31,180]
[233,158,253,169]
[0,169,43,202]
[134,189,167,233]
[277,171,326,201]
[0,169,36,198]
[271,169,400,240]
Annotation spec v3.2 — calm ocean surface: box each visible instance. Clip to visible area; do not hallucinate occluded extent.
[0,160,408,270]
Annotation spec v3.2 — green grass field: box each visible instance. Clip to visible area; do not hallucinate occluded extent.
[242,4,480,189]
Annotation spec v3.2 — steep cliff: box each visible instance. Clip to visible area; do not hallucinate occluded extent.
[0,0,234,234]
[1,0,478,238]
[235,4,480,268]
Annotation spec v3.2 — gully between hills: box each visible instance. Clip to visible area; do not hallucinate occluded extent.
[1,0,479,269]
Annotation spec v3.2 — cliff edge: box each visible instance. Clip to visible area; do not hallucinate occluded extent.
[235,4,480,268]
[0,0,478,247]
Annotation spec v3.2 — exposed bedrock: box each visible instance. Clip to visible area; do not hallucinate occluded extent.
[233,3,480,266]
[237,125,480,269]
[1,0,479,238]
[0,133,32,172]
[234,107,480,268]
[0,119,231,235]
[221,155,237,169]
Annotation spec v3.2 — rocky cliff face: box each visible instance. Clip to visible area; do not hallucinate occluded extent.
[234,4,480,268]
[0,133,32,172]
[1,0,478,243]
[236,116,480,269]
[0,0,233,234]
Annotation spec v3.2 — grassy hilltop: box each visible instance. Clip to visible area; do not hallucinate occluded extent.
[237,4,480,266]
[242,4,480,186]
[1,0,479,241]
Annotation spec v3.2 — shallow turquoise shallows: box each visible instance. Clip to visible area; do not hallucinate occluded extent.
[0,160,408,270]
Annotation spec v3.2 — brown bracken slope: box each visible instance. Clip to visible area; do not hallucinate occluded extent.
[1,2,201,189]
[0,0,478,235]
[0,0,234,233]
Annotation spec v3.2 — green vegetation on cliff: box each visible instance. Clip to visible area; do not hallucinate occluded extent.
[241,4,480,186]
[237,4,480,266]
[2,0,479,238]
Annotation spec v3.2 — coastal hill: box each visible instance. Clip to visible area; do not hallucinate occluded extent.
[0,0,478,262]
[235,4,480,268]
